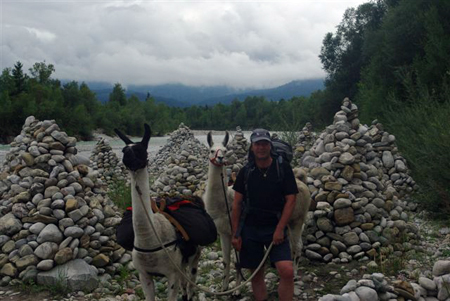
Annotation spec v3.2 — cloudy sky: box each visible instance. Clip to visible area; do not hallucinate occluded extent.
[1,0,367,89]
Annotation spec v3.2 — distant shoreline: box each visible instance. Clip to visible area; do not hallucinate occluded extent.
[0,131,252,166]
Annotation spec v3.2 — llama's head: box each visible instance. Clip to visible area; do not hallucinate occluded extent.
[207,131,229,167]
[114,124,151,171]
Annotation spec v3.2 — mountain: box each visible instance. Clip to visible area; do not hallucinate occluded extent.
[87,78,324,107]
[127,84,243,104]
[198,79,324,105]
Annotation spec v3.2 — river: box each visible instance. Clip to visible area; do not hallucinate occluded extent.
[0,131,252,165]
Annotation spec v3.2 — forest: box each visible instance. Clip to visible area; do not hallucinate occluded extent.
[0,0,449,214]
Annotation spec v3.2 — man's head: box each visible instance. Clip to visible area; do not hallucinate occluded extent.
[250,128,271,143]
[250,128,272,161]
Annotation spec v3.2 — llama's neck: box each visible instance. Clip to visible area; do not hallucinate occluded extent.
[207,162,227,189]
[129,168,155,249]
[205,162,228,213]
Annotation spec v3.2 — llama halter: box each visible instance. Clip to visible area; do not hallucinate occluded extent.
[209,148,228,167]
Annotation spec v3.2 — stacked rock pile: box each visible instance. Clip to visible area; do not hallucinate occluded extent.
[225,126,250,178]
[0,116,128,290]
[293,122,317,164]
[299,98,418,263]
[89,138,128,186]
[319,260,450,301]
[149,123,209,196]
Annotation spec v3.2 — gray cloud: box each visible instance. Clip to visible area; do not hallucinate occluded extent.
[1,0,367,89]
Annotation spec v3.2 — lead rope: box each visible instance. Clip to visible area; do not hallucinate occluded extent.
[134,178,273,296]
[219,171,247,282]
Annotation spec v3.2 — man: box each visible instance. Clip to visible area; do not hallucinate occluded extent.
[231,128,299,301]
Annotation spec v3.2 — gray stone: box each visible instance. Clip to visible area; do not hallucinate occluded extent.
[418,276,436,290]
[382,151,394,169]
[339,153,355,165]
[37,224,63,244]
[64,226,85,238]
[355,286,378,301]
[0,213,22,236]
[37,259,54,271]
[340,279,357,294]
[34,242,59,259]
[433,260,450,276]
[343,232,359,246]
[37,259,98,292]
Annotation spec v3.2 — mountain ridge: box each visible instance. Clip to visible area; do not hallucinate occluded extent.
[89,79,324,107]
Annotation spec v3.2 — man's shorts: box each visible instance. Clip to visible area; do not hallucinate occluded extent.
[239,224,292,269]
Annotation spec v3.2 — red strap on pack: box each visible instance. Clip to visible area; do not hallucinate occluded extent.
[167,200,192,211]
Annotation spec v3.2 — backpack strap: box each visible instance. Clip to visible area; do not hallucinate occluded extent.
[276,155,285,183]
[234,164,254,238]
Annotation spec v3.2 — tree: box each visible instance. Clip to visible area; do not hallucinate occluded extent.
[319,1,387,121]
[357,0,450,122]
[0,68,14,94]
[29,61,55,85]
[11,61,28,95]
[109,83,127,106]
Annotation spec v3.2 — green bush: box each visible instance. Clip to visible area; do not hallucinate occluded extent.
[383,77,450,216]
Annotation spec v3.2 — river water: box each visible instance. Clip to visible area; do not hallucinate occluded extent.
[0,131,251,165]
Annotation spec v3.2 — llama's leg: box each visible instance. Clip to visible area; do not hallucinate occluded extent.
[180,263,188,301]
[288,221,304,278]
[139,272,155,301]
[183,248,202,301]
[220,233,232,290]
[234,253,242,296]
[167,273,181,301]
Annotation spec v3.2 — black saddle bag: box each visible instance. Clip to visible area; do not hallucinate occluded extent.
[116,196,217,250]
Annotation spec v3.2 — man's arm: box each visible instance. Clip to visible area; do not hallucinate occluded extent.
[231,191,244,250]
[273,194,296,245]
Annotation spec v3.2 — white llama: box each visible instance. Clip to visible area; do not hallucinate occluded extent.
[204,132,311,288]
[115,124,201,301]
[203,131,239,291]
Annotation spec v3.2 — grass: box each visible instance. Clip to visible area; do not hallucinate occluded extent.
[15,277,71,298]
[108,179,132,210]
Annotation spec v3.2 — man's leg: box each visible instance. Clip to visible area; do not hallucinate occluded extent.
[250,266,267,301]
[240,226,267,300]
[275,260,294,301]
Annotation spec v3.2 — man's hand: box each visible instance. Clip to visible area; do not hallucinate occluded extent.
[232,236,242,251]
[273,227,284,245]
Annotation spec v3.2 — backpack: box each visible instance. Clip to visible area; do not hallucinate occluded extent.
[116,196,217,251]
[270,137,293,164]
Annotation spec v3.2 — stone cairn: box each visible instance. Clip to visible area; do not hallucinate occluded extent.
[299,98,417,263]
[149,123,209,196]
[224,126,250,182]
[0,116,128,291]
[89,138,128,187]
[293,122,317,164]
[319,260,450,300]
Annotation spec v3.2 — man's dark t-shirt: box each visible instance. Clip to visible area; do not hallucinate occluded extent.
[233,159,299,227]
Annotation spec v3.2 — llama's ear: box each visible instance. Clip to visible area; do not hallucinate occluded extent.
[141,123,152,147]
[114,128,134,145]
[223,131,230,147]
[207,131,213,147]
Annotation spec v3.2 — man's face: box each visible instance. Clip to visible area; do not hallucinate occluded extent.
[251,140,271,160]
